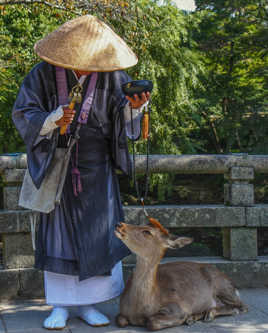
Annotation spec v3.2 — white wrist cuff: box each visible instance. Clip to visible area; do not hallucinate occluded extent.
[40,106,64,136]
[124,102,143,122]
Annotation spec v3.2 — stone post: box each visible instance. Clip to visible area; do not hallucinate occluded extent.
[223,164,258,260]
[2,169,25,210]
[1,168,34,269]
[224,166,254,206]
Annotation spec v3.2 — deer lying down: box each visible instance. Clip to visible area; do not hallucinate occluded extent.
[115,222,247,331]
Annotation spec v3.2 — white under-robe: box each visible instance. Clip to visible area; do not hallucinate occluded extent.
[44,261,124,306]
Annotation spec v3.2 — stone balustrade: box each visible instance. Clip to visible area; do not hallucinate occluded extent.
[0,153,268,300]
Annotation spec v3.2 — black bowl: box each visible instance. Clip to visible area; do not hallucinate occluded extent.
[122,80,153,98]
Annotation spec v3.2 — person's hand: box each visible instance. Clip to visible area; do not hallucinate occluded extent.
[55,106,76,127]
[126,92,150,109]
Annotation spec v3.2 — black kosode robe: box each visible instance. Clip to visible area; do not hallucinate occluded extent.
[12,61,133,281]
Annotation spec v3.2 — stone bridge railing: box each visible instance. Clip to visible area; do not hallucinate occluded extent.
[0,153,268,300]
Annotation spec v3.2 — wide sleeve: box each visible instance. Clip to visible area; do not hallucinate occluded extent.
[109,71,133,176]
[12,62,59,188]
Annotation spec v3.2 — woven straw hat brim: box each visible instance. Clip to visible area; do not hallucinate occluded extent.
[34,15,138,72]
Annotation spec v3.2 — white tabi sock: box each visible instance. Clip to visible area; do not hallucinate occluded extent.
[78,305,110,327]
[43,307,69,330]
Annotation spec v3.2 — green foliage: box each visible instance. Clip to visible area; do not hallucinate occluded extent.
[193,0,268,153]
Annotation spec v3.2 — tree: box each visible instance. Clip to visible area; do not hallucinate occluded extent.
[192,0,268,153]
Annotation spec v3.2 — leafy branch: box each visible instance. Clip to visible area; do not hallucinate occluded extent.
[0,0,131,16]
[0,1,80,16]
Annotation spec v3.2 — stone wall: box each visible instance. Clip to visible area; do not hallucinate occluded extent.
[0,153,268,300]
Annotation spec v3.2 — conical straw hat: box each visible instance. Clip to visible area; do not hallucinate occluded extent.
[34,15,138,72]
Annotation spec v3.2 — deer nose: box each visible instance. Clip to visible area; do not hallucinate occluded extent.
[116,222,122,228]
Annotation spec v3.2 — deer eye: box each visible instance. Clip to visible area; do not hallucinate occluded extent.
[142,230,152,237]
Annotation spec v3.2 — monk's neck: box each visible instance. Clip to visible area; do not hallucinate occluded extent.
[74,70,91,79]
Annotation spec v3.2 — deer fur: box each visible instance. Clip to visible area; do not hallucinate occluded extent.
[115,222,247,331]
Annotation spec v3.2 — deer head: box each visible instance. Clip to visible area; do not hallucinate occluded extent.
[115,222,193,263]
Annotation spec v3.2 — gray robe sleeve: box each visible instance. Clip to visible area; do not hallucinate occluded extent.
[12,62,59,188]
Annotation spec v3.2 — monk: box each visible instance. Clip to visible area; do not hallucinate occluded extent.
[12,15,149,330]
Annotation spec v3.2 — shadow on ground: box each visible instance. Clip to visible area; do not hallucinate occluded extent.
[0,289,268,333]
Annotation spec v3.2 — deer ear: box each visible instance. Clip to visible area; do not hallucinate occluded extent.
[166,237,193,249]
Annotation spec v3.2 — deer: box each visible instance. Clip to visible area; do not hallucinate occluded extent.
[115,221,247,331]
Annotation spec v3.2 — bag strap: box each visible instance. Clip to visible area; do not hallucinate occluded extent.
[78,72,98,124]
[55,67,99,197]
[55,66,98,124]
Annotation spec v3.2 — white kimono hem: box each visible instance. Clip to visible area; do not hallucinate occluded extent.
[44,261,124,306]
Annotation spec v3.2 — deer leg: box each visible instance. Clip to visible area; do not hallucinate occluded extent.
[115,314,129,327]
[202,266,247,314]
[203,305,241,322]
[146,303,187,331]
[217,288,248,313]
[185,313,204,325]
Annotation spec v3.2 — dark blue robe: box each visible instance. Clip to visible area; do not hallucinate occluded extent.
[12,62,133,280]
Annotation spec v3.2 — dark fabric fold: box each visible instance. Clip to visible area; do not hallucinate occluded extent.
[12,62,58,188]
[35,125,131,280]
